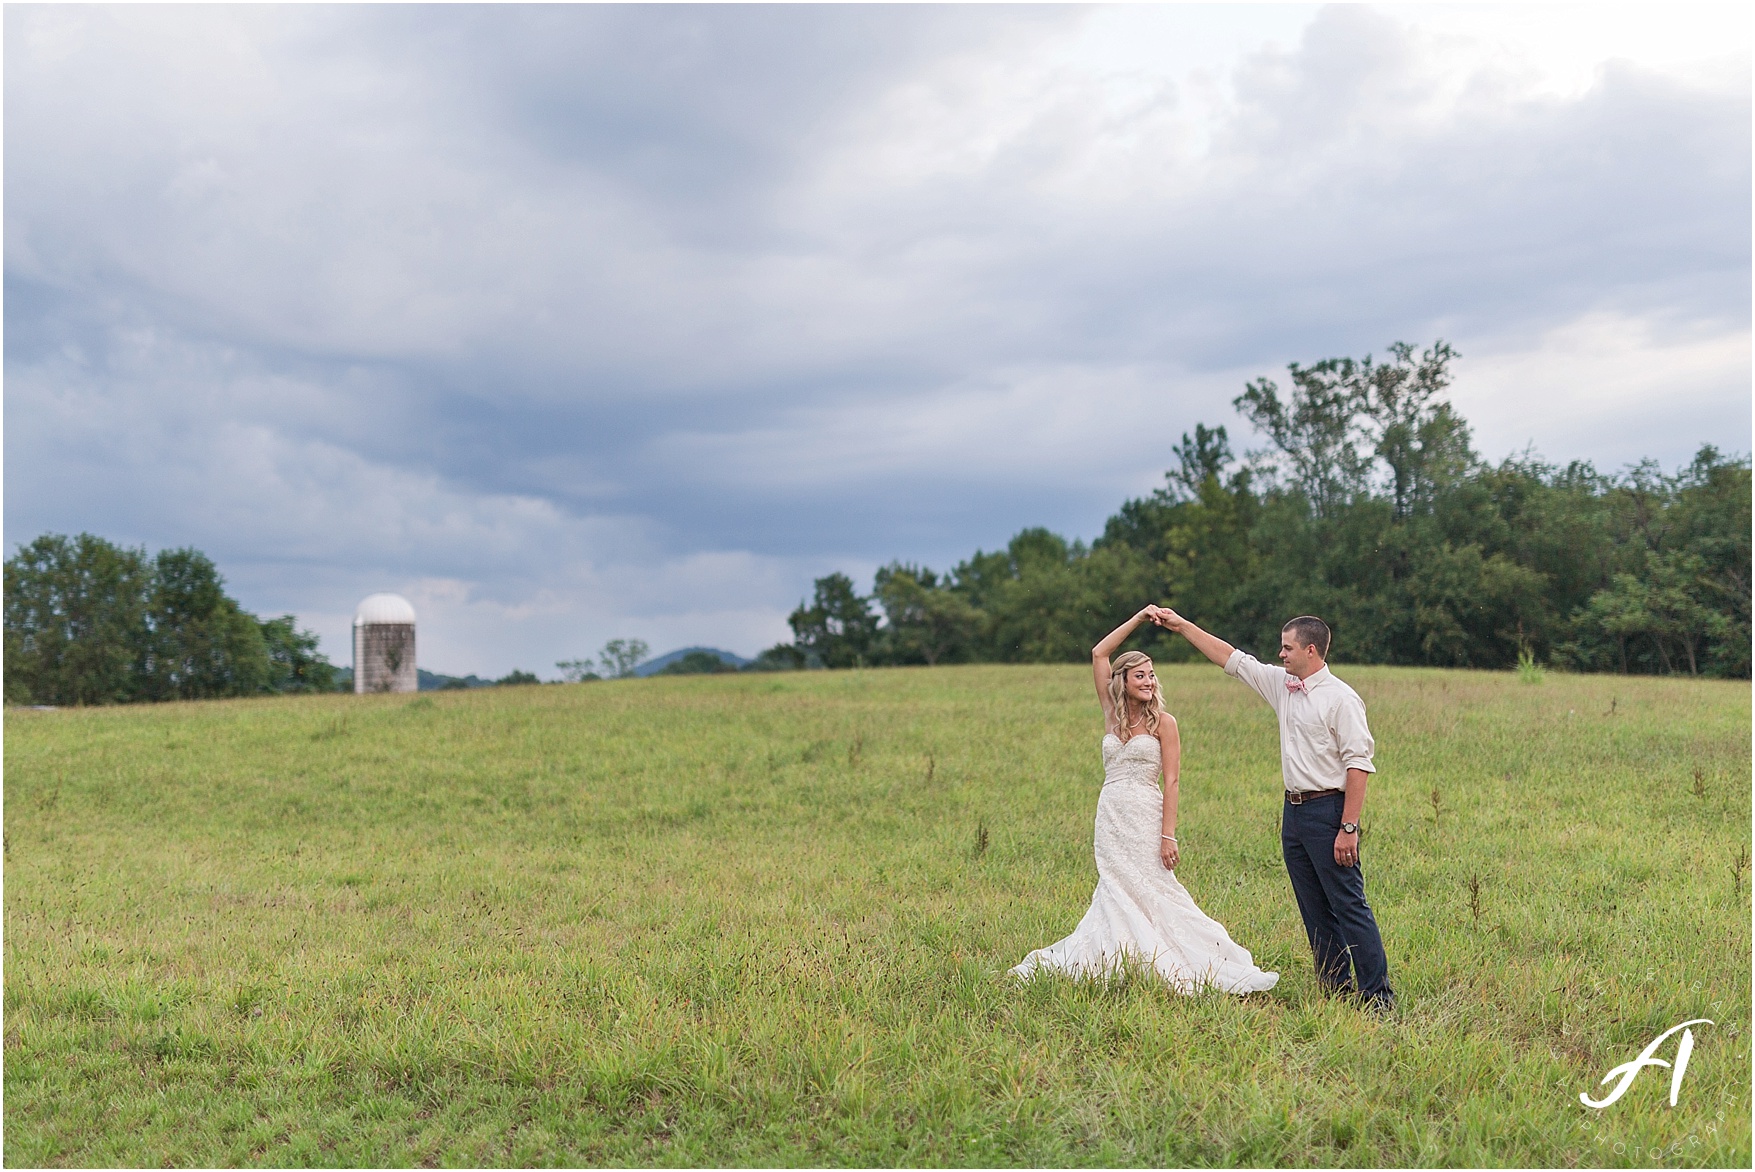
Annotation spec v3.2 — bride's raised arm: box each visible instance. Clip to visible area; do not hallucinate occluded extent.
[1092,606,1164,729]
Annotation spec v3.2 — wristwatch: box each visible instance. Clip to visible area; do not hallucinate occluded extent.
[1340,821,1359,835]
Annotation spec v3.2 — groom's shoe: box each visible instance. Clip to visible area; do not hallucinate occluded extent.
[1361,992,1398,1018]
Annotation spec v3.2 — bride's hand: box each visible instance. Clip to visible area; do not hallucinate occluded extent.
[1160,837,1179,870]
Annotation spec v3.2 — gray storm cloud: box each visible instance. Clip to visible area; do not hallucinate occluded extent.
[5,4,1748,675]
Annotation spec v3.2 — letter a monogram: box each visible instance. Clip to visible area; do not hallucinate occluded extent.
[1580,1019,1713,1109]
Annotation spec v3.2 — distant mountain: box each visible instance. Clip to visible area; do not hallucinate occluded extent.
[633,647,750,676]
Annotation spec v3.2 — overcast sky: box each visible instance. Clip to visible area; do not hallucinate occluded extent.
[6,3,1749,677]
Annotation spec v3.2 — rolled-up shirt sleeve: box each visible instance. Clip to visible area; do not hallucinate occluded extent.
[1224,648,1285,709]
[1333,692,1377,774]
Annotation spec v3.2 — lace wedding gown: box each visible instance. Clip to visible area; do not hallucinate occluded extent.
[1011,732,1280,994]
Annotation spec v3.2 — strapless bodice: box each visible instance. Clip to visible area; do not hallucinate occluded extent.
[1101,732,1162,789]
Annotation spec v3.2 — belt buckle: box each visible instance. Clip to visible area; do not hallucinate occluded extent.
[1287,790,1304,805]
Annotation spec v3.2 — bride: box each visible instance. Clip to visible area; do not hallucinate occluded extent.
[1011,605,1279,994]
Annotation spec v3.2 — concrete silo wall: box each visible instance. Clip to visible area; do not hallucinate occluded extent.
[354,622,418,694]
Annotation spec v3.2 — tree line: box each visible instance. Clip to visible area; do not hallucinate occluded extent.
[774,342,1750,678]
[4,534,337,705]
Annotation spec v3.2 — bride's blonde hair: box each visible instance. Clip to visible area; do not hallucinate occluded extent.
[1109,650,1168,741]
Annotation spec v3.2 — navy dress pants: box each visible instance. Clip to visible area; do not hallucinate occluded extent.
[1281,793,1394,1006]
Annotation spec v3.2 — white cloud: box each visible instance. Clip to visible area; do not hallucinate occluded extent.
[1457,310,1751,468]
[658,361,1252,498]
[1393,3,1750,99]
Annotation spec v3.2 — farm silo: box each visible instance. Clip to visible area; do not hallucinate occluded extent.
[353,593,418,693]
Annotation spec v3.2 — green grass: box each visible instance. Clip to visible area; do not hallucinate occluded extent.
[4,664,1749,1166]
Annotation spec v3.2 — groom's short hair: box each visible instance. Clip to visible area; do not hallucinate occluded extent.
[1282,616,1331,659]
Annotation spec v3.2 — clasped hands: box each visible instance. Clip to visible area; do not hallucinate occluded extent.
[1139,604,1183,631]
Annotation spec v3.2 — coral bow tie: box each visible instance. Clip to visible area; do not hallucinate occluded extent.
[1285,676,1305,693]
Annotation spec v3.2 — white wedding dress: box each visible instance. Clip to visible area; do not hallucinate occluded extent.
[1011,732,1280,994]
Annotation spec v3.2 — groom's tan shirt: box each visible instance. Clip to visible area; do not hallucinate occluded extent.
[1224,651,1376,793]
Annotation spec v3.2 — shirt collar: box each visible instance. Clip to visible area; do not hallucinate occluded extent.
[1300,665,1334,689]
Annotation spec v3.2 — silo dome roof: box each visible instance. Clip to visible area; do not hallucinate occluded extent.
[354,593,417,626]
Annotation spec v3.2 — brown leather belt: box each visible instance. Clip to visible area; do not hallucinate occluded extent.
[1285,787,1347,804]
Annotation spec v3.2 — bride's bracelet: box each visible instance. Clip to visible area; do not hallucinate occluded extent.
[1160,835,1177,842]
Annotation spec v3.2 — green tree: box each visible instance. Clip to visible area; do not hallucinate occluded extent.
[789,573,879,668]
[1234,357,1375,517]
[136,548,271,701]
[872,564,985,666]
[1401,542,1549,667]
[555,659,601,682]
[1164,424,1235,501]
[598,638,649,679]
[1553,446,1751,676]
[258,615,337,694]
[4,533,150,705]
[1668,446,1751,677]
[1568,554,1727,676]
[1235,340,1471,521]
[949,530,1151,663]
[743,644,806,672]
[1358,341,1471,518]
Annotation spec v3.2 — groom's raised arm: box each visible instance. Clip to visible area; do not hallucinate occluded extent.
[1156,609,1235,668]
[1159,610,1282,707]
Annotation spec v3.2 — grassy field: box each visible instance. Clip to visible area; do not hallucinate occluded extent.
[3,663,1749,1167]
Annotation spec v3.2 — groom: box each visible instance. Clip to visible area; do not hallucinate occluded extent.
[1154,608,1396,1013]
